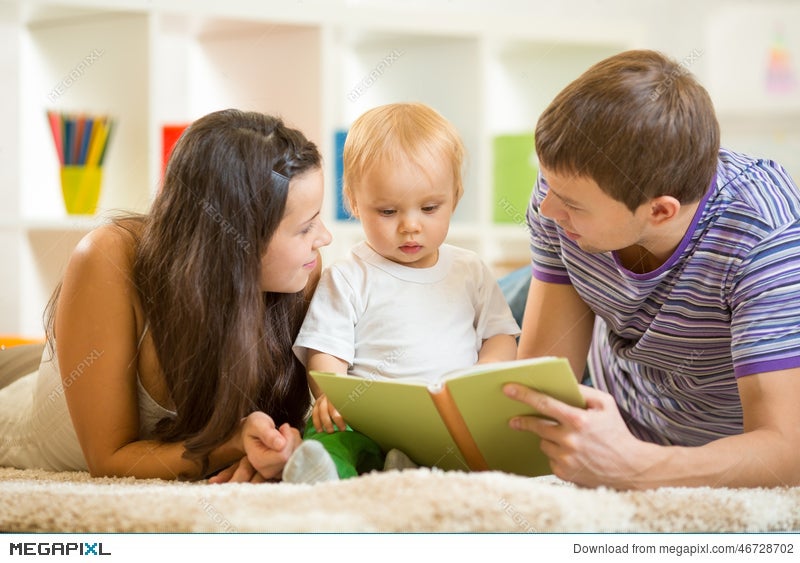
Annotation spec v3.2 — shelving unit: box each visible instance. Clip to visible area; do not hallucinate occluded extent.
[0,0,642,336]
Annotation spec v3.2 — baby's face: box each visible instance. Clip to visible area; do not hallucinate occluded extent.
[352,157,455,269]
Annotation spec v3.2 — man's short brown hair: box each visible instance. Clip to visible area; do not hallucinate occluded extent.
[535,49,720,211]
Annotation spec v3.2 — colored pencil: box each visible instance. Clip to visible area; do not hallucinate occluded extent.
[46,111,114,167]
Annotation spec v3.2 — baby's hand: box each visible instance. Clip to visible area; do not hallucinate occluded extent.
[312,394,346,433]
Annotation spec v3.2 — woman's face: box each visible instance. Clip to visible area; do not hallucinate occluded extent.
[259,168,332,293]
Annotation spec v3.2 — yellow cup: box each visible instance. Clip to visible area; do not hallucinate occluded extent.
[60,165,103,215]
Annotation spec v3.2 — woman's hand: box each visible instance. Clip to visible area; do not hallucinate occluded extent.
[208,456,266,483]
[312,393,346,433]
[243,413,302,479]
[210,412,302,483]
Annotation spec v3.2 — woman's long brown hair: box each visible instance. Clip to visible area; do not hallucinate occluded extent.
[139,110,319,475]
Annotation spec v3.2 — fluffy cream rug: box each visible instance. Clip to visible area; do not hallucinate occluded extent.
[1,466,798,533]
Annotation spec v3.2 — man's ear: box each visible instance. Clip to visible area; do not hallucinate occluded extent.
[648,195,681,226]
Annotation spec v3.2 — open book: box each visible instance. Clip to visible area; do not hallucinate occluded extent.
[310,357,585,477]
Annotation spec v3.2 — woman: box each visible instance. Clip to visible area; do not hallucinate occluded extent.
[0,109,332,482]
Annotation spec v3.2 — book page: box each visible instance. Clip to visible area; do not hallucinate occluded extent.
[444,357,584,476]
[310,372,468,471]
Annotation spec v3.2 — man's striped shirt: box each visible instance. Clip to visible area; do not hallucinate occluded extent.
[527,149,800,446]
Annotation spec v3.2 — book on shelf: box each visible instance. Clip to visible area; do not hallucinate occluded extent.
[493,133,538,225]
[333,129,356,222]
[310,356,585,477]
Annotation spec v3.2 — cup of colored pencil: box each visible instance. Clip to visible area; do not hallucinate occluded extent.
[46,110,114,215]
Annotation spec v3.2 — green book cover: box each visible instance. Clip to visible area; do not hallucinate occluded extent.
[444,357,583,476]
[493,133,538,225]
[309,371,468,471]
[310,356,584,477]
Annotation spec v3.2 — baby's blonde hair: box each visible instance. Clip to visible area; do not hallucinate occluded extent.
[342,102,465,214]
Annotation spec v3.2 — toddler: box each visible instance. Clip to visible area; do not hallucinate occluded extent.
[286,102,520,483]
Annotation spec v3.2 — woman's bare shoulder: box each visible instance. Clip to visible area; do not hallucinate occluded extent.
[69,219,143,271]
[57,220,146,308]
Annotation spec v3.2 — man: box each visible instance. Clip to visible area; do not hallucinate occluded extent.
[508,49,800,489]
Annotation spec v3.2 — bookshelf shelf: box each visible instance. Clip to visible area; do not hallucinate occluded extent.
[20,217,104,231]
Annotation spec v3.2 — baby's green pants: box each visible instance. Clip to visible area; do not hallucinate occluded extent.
[303,424,384,479]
